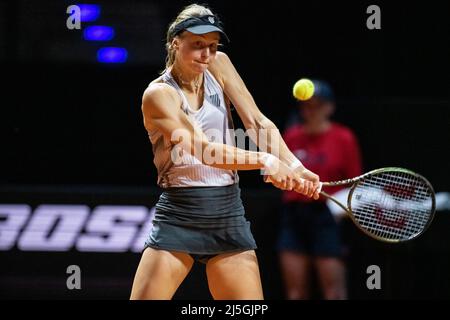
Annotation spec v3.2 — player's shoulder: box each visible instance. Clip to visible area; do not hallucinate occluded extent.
[142,77,179,108]
[208,51,231,87]
[145,75,177,97]
[211,51,231,66]
[208,51,228,73]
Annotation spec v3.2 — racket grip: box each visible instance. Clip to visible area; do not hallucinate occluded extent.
[317,182,323,193]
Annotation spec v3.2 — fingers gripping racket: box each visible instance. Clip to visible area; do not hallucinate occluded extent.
[318,167,436,243]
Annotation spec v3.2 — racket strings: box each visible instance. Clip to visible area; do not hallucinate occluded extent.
[350,171,433,241]
[355,173,431,239]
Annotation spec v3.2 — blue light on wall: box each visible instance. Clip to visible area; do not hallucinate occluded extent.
[97,47,128,63]
[83,26,115,41]
[78,4,101,22]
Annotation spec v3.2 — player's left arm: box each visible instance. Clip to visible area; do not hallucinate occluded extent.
[208,51,320,197]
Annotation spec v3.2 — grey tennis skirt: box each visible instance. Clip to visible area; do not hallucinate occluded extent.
[144,183,257,260]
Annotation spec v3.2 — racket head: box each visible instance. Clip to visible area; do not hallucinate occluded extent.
[347,167,436,243]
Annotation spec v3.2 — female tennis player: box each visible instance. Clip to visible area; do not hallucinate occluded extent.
[130,4,320,300]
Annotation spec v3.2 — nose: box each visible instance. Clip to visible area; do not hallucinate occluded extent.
[201,47,210,59]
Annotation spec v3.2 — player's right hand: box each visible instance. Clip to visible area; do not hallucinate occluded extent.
[292,167,321,200]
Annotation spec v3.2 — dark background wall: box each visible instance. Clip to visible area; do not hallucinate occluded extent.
[1,0,449,299]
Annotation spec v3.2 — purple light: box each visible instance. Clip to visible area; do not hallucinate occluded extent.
[83,26,115,41]
[78,4,101,22]
[97,47,128,63]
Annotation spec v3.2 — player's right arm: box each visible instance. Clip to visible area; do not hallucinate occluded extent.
[141,83,301,190]
[208,52,318,197]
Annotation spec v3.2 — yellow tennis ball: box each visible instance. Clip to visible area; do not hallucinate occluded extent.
[293,78,315,101]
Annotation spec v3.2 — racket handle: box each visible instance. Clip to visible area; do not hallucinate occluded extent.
[317,182,323,193]
[265,176,323,195]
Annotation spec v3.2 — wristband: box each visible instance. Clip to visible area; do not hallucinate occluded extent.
[261,153,278,175]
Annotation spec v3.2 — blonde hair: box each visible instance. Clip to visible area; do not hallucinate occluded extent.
[162,4,214,73]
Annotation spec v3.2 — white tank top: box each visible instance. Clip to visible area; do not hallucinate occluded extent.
[147,69,239,188]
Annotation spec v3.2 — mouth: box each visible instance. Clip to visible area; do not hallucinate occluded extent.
[195,60,209,65]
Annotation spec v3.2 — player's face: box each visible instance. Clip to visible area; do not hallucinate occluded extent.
[174,32,220,73]
[300,97,334,124]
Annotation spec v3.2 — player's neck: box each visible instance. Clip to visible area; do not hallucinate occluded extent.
[171,63,203,94]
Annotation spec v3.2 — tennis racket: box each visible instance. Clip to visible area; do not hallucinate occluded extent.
[317,167,436,243]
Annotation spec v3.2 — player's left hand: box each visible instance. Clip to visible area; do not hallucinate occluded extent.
[292,167,321,200]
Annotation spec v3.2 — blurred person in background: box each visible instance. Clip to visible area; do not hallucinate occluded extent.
[277,79,363,300]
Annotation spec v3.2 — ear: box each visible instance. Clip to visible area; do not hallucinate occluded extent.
[171,37,180,50]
